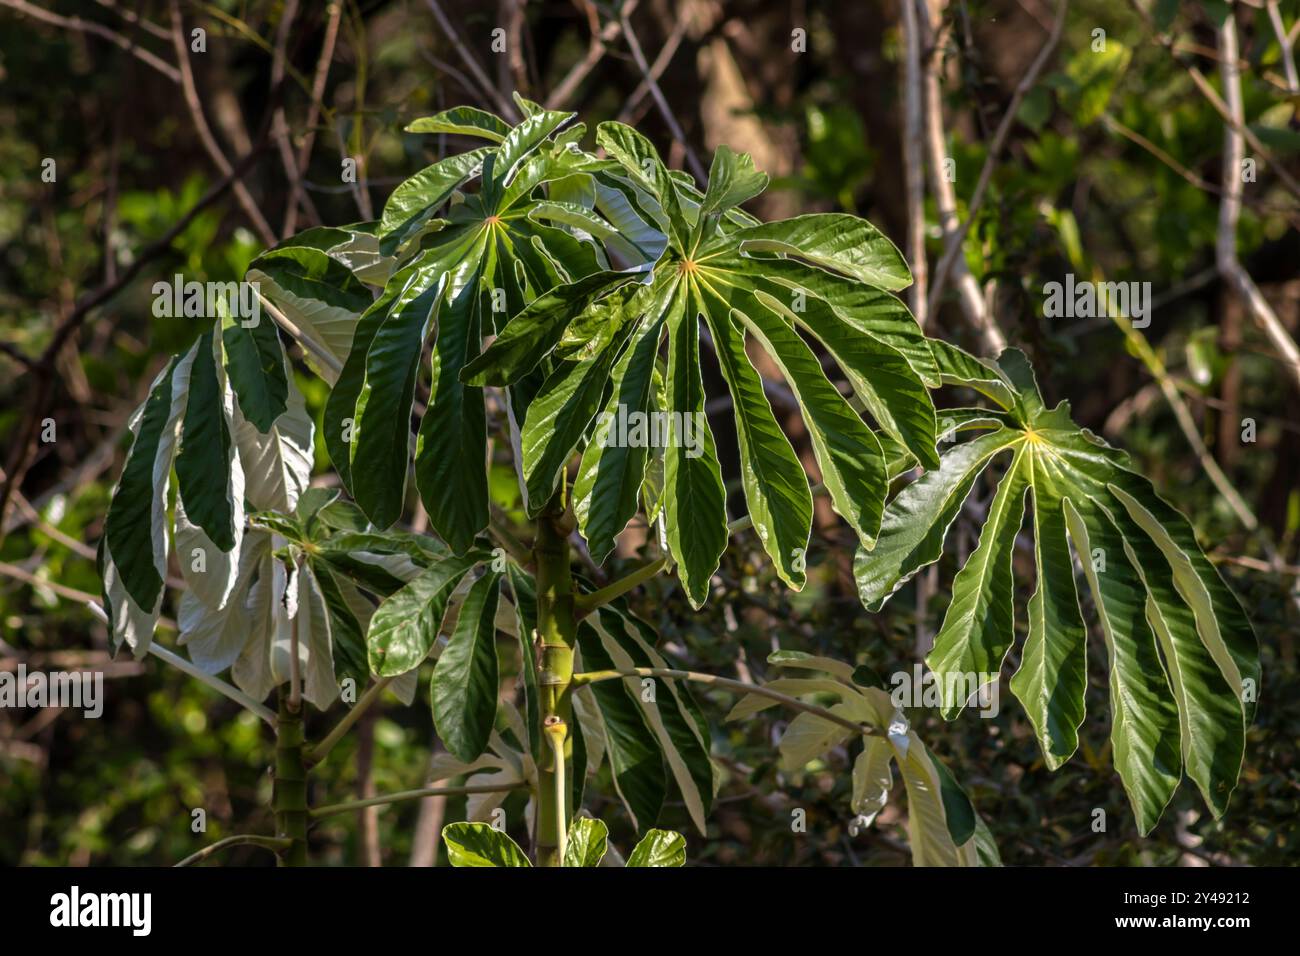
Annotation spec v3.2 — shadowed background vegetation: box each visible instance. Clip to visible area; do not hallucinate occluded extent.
[1,0,1297,866]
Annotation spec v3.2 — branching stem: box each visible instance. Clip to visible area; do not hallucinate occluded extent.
[309,782,528,820]
[174,834,291,867]
[305,676,394,766]
[572,667,878,738]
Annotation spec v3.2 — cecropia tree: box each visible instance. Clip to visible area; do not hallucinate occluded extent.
[98,95,1257,867]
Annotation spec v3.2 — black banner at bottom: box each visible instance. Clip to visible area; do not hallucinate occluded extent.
[0,863,1279,942]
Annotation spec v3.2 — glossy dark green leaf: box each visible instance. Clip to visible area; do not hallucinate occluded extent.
[593,606,715,833]
[661,290,728,609]
[175,332,238,553]
[105,352,187,611]
[351,230,482,528]
[572,286,672,563]
[488,108,574,198]
[415,268,491,552]
[246,244,373,374]
[693,145,768,242]
[596,121,689,248]
[625,828,686,867]
[460,271,635,386]
[1008,448,1088,769]
[730,213,912,291]
[442,822,530,867]
[576,621,666,831]
[706,276,887,547]
[405,106,511,142]
[927,445,1029,718]
[854,428,1018,610]
[861,348,1256,833]
[312,562,370,691]
[700,291,811,590]
[563,817,608,867]
[929,751,977,846]
[379,148,491,253]
[221,308,287,433]
[431,570,502,762]
[323,262,419,492]
[367,555,480,677]
[519,340,625,514]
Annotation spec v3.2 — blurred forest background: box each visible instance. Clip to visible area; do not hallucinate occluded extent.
[1,0,1298,867]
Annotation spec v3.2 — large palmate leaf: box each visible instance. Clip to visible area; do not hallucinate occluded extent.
[724,652,995,866]
[327,104,664,547]
[98,314,408,710]
[103,332,256,650]
[854,346,1258,834]
[466,124,938,607]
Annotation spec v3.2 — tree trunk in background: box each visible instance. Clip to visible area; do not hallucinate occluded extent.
[408,749,449,867]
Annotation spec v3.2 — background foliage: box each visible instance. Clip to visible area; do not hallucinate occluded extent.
[1,0,1297,866]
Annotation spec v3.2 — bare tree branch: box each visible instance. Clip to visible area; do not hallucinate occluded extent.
[168,0,277,246]
[271,0,320,237]
[285,0,344,235]
[901,0,929,328]
[616,12,687,124]
[1267,0,1299,92]
[1215,9,1300,394]
[927,0,1067,321]
[1,0,180,82]
[93,0,171,42]
[0,141,271,533]
[424,0,519,120]
[920,0,1006,353]
[620,7,707,184]
[544,0,629,110]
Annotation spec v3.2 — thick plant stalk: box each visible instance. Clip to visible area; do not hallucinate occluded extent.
[533,501,577,867]
[274,689,309,866]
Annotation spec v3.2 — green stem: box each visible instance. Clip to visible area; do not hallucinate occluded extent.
[145,641,276,725]
[572,667,878,738]
[533,497,577,867]
[545,719,568,865]
[175,834,291,867]
[273,689,309,866]
[309,782,528,820]
[305,676,393,767]
[574,556,668,616]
